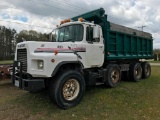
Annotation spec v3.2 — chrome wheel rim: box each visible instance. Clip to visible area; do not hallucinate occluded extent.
[111,69,119,83]
[146,65,150,76]
[63,79,80,101]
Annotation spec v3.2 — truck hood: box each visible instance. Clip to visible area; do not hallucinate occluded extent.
[16,41,85,77]
[16,41,86,53]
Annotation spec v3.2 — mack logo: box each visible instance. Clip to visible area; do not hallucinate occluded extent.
[18,44,25,48]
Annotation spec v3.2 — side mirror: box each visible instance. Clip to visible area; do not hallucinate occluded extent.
[93,26,100,39]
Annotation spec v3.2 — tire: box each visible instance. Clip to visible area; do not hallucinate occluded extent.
[129,63,142,82]
[105,64,121,88]
[141,62,151,79]
[49,70,85,109]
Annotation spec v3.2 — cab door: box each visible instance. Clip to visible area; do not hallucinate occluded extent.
[85,26,104,67]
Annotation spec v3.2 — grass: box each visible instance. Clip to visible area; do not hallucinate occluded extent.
[0,66,160,120]
[0,60,13,64]
[148,61,160,63]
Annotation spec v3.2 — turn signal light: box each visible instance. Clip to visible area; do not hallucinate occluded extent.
[51,59,55,63]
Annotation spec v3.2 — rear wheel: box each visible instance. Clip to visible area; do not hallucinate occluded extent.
[141,62,151,79]
[105,64,121,88]
[129,63,142,82]
[49,70,85,109]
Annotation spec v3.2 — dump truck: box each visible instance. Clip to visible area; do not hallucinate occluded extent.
[12,8,153,109]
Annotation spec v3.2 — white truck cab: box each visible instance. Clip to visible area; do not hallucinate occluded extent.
[14,20,104,77]
[12,19,105,109]
[50,21,104,68]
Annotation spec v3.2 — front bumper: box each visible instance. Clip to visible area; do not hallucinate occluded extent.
[12,61,45,92]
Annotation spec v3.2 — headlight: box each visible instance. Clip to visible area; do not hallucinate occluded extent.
[37,60,44,69]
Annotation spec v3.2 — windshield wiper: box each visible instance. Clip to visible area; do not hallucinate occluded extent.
[68,46,82,59]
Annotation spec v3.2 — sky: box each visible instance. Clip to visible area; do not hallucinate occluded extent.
[0,0,160,48]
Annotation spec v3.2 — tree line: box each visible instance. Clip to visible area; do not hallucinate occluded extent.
[153,49,160,61]
[0,26,49,60]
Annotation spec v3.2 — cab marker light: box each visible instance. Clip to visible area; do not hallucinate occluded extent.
[78,17,83,22]
[67,18,71,22]
[60,21,64,25]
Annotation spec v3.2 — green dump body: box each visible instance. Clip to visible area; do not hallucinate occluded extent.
[72,8,153,60]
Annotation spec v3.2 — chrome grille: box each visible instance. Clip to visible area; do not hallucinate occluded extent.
[17,49,27,72]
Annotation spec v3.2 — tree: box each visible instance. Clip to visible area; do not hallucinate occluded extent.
[0,26,49,60]
[0,26,17,60]
[153,49,160,61]
[154,49,160,54]
[16,30,49,43]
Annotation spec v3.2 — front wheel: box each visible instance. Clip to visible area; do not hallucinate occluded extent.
[49,70,85,109]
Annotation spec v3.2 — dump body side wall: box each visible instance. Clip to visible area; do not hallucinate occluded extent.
[105,30,153,60]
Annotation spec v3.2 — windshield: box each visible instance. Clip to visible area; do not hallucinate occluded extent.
[51,24,83,42]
